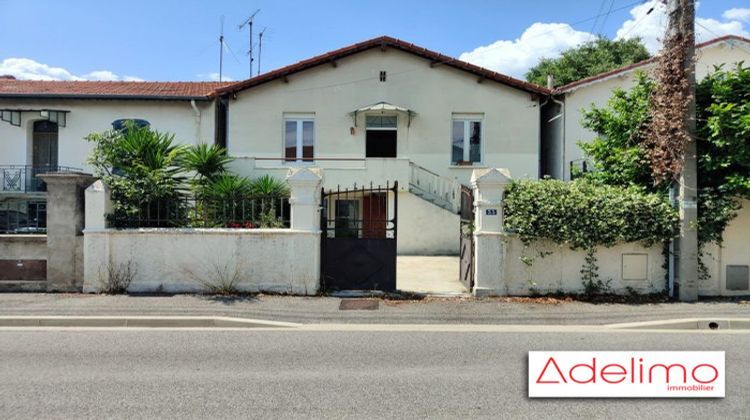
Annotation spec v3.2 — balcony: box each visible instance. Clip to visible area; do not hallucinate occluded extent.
[0,165,81,194]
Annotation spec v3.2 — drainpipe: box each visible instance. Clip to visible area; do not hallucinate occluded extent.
[190,99,201,143]
[549,96,565,180]
[669,186,676,298]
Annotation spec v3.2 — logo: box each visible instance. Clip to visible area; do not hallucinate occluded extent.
[528,351,724,398]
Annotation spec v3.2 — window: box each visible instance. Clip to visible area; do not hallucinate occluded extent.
[366,115,397,158]
[335,199,359,238]
[284,117,314,162]
[451,117,482,165]
[112,119,150,132]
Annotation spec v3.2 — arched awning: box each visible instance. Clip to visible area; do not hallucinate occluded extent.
[350,101,416,127]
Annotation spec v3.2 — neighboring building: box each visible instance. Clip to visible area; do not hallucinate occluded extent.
[542,34,750,181]
[539,35,750,297]
[0,36,549,255]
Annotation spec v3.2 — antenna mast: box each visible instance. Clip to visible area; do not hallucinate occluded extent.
[219,16,225,82]
[257,27,267,76]
[239,9,260,77]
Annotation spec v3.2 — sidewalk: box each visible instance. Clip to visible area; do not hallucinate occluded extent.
[0,293,748,325]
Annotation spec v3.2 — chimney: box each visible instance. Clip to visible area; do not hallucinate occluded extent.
[0,75,17,80]
[546,74,555,89]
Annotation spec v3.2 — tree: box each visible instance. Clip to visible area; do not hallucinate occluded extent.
[525,38,651,88]
[579,64,750,246]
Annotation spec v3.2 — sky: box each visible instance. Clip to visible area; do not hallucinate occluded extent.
[0,0,748,83]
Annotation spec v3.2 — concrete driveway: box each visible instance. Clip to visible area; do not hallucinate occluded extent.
[396,256,468,295]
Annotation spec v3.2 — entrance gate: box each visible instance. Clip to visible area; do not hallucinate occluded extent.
[459,185,474,291]
[320,182,398,291]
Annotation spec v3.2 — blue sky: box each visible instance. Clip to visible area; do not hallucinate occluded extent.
[1,0,748,82]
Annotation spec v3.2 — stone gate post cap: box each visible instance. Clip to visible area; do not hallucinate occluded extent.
[286,167,323,184]
[85,179,110,193]
[37,172,97,186]
[470,168,512,187]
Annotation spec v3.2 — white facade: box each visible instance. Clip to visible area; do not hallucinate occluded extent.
[0,98,216,171]
[224,46,542,255]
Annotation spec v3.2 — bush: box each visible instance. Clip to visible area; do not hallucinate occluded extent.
[504,179,677,250]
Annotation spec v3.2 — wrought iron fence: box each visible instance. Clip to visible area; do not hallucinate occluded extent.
[0,199,47,234]
[108,196,291,229]
[0,165,81,193]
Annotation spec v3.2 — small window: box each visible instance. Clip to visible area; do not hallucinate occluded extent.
[451,117,482,165]
[112,119,150,132]
[284,117,314,162]
[335,199,360,238]
[379,71,387,82]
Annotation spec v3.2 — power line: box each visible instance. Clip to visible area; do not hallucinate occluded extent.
[618,2,656,38]
[597,0,617,35]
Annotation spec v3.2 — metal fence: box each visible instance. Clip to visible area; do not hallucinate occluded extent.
[0,199,47,234]
[108,196,291,229]
[0,165,81,193]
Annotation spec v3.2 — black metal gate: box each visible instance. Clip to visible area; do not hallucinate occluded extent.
[459,185,474,291]
[321,182,398,291]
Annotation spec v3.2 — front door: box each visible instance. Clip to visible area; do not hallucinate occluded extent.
[365,115,397,158]
[362,193,387,239]
[32,120,58,168]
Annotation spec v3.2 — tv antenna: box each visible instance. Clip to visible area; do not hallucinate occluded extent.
[239,9,260,77]
[257,27,267,76]
[218,16,225,82]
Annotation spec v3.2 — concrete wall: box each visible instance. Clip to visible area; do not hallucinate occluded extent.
[0,98,215,171]
[0,234,46,259]
[500,237,665,295]
[700,199,750,296]
[556,39,750,180]
[227,47,541,188]
[397,192,459,255]
[82,229,320,294]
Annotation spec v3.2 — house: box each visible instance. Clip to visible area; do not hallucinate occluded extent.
[1,36,549,256]
[539,34,750,296]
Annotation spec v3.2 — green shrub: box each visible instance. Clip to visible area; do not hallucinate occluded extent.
[504,179,677,250]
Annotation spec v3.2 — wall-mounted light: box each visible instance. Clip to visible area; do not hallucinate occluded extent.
[350,126,356,135]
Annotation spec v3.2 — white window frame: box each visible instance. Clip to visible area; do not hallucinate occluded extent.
[451,114,484,166]
[283,114,315,164]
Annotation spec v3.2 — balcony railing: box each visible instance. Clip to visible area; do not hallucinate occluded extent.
[0,165,81,193]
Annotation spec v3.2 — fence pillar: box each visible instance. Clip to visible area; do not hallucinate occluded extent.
[287,168,323,231]
[84,180,111,230]
[37,172,97,292]
[471,168,512,297]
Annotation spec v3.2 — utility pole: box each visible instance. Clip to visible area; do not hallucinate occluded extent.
[257,27,267,76]
[665,0,698,301]
[239,9,260,77]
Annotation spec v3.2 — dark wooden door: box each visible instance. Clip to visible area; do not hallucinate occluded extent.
[32,120,58,168]
[362,193,386,239]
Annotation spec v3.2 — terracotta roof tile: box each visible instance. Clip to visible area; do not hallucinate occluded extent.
[0,80,234,100]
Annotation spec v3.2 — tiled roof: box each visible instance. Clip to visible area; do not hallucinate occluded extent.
[213,35,551,96]
[555,35,750,93]
[0,80,234,100]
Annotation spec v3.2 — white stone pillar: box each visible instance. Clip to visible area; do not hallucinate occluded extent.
[84,180,112,230]
[286,168,323,232]
[471,168,512,297]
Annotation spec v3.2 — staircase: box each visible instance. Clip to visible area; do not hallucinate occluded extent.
[408,162,462,214]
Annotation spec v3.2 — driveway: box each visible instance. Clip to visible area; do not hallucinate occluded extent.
[396,256,468,295]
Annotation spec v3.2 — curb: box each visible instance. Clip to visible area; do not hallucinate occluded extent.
[0,316,301,329]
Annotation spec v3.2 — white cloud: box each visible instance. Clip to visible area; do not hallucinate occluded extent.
[723,8,750,23]
[616,1,749,53]
[0,57,142,81]
[460,2,750,78]
[459,23,593,78]
[197,72,234,82]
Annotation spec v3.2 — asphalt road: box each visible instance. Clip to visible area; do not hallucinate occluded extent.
[0,329,748,419]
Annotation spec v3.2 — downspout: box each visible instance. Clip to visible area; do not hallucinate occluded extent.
[190,99,202,143]
[550,96,565,180]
